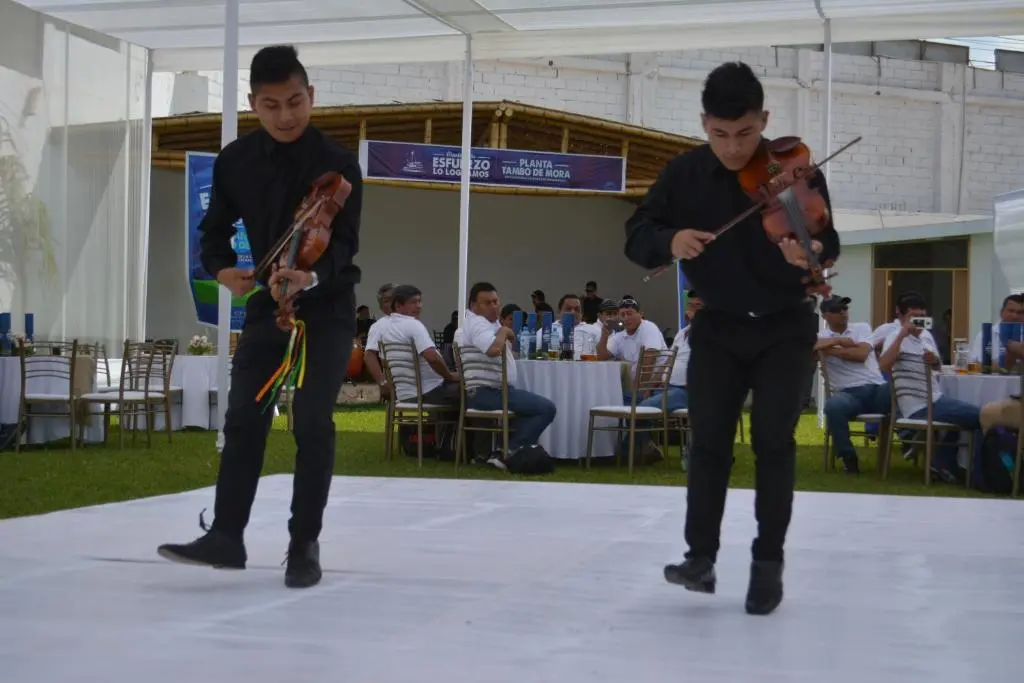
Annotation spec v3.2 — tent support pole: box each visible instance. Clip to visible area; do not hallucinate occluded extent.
[816,16,833,429]
[457,35,473,328]
[216,0,239,451]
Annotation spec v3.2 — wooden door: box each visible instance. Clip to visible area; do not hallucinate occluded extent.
[871,269,890,328]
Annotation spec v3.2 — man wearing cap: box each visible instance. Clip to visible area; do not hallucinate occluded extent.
[575,299,622,356]
[597,297,667,381]
[815,295,890,473]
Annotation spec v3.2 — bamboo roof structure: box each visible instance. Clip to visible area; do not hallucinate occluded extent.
[151,101,704,199]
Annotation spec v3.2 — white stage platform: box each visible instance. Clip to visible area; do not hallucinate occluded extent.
[1,475,1022,682]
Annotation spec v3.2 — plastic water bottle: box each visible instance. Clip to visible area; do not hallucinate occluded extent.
[518,325,532,360]
[541,312,553,356]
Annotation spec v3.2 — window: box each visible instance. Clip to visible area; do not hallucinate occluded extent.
[873,238,969,270]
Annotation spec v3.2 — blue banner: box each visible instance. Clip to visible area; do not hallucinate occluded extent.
[185,151,253,331]
[358,140,626,193]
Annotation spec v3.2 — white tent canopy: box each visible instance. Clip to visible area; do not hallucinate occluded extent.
[18,0,1023,439]
[16,0,1024,71]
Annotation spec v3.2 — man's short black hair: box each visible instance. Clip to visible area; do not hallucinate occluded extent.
[557,294,580,310]
[391,285,421,307]
[897,294,927,315]
[501,303,521,318]
[469,282,497,305]
[250,45,309,92]
[701,61,764,120]
[1001,293,1024,310]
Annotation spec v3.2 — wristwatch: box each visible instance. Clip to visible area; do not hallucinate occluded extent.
[303,271,319,291]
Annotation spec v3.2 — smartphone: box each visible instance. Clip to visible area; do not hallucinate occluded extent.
[910,316,933,330]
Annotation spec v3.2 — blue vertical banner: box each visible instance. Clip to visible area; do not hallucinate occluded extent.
[185,151,253,331]
[678,264,688,329]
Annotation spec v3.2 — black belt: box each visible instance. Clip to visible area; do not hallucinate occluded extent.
[708,297,816,319]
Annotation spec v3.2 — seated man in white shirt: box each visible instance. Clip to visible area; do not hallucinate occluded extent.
[968,293,1024,365]
[574,298,621,356]
[363,282,398,394]
[870,291,921,352]
[815,295,890,474]
[879,293,981,482]
[378,285,459,405]
[597,297,667,401]
[461,282,557,467]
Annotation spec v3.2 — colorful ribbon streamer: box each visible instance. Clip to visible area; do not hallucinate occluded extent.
[255,320,307,410]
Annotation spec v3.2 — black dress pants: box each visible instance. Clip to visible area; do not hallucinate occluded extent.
[212,312,352,543]
[683,301,817,564]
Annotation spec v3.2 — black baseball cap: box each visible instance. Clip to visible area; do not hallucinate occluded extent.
[598,298,620,312]
[820,295,851,313]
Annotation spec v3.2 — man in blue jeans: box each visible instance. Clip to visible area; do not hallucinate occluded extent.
[879,293,981,482]
[815,295,891,473]
[629,291,701,467]
[459,282,557,469]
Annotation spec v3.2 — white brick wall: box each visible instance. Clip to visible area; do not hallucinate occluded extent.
[175,45,1024,216]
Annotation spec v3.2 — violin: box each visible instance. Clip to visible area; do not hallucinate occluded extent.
[253,171,352,408]
[642,135,861,291]
[734,135,841,294]
[253,171,352,331]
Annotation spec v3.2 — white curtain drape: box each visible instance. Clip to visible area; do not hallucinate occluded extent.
[0,0,149,354]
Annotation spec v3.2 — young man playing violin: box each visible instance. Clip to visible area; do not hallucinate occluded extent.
[157,45,363,589]
[624,61,840,615]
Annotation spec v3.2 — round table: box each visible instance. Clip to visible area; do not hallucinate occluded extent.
[938,374,1019,406]
[516,360,622,460]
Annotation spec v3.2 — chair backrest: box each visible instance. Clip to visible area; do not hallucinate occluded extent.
[889,352,934,416]
[453,342,509,413]
[630,347,677,405]
[819,360,835,398]
[117,340,160,395]
[147,340,177,388]
[379,340,424,403]
[19,339,80,397]
[455,342,505,391]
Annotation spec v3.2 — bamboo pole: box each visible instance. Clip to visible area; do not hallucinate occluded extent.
[424,118,432,143]
[151,101,504,129]
[500,101,701,146]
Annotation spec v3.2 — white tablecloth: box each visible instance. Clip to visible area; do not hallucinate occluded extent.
[516,360,622,460]
[938,374,1019,406]
[0,356,104,445]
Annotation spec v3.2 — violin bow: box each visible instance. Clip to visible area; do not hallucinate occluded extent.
[641,136,861,282]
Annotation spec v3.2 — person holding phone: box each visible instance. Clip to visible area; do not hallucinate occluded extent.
[878,293,981,482]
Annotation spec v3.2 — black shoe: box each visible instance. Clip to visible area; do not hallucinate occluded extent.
[664,556,716,594]
[284,540,322,589]
[157,510,246,569]
[840,452,860,474]
[745,560,783,615]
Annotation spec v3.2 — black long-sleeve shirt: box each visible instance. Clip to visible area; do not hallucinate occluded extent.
[198,125,363,325]
[624,142,840,317]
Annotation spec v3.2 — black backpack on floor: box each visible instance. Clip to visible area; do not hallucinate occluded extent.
[505,444,556,475]
[974,427,1022,495]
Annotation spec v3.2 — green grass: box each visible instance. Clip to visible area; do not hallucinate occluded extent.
[0,407,990,520]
